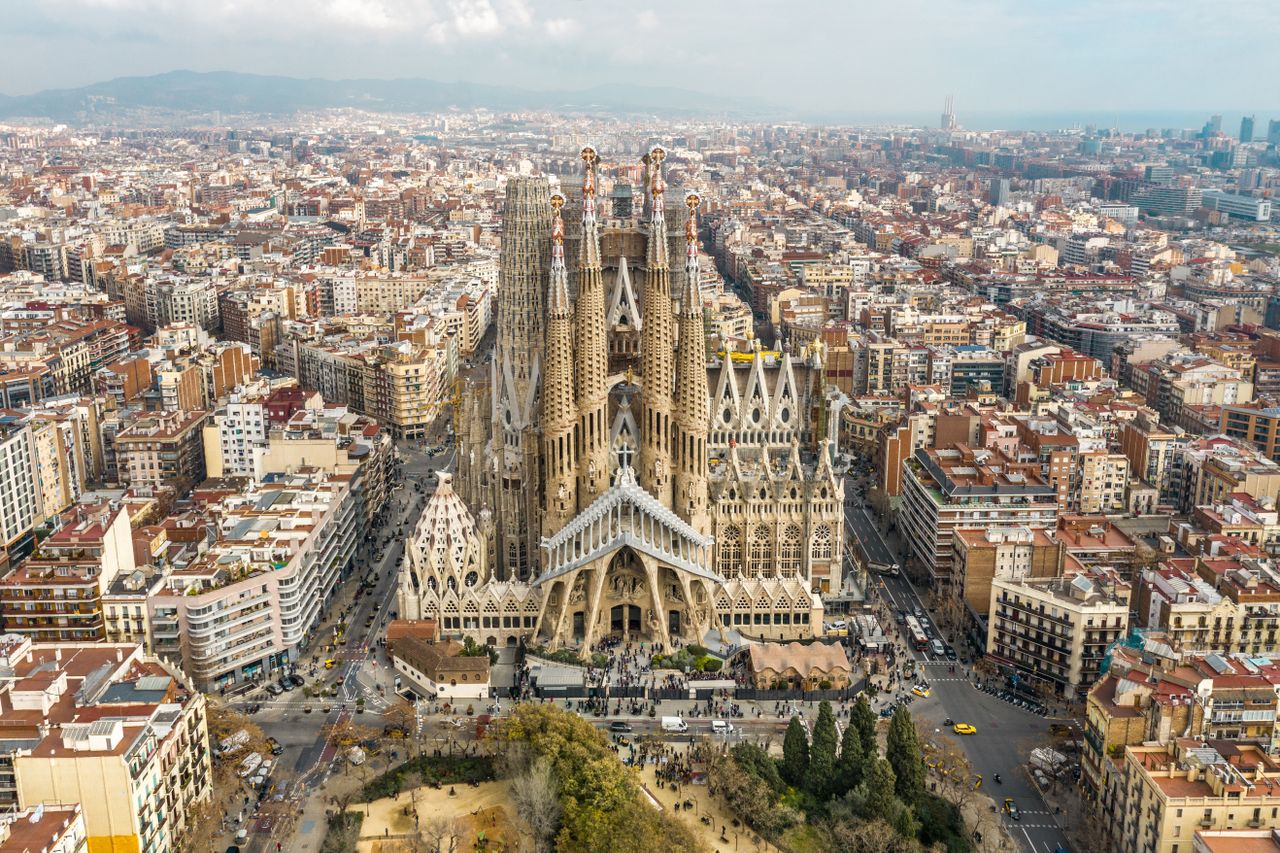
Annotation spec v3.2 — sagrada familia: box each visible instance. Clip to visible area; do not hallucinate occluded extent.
[398,147,845,650]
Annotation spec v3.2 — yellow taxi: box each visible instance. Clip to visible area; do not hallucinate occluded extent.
[953,723,977,735]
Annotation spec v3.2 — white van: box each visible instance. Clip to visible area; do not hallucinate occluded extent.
[711,720,734,735]
[661,716,689,733]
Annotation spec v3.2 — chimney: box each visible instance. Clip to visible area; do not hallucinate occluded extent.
[115,648,123,663]
[54,648,62,662]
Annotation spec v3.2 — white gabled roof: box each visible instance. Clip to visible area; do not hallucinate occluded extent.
[535,466,716,586]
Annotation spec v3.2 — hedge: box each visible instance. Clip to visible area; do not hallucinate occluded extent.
[359,754,495,802]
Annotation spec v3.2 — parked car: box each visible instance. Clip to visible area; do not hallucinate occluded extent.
[609,721,633,733]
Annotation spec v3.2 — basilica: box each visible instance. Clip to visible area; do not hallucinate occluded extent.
[398,147,845,650]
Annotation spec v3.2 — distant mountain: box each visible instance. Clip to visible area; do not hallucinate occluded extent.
[0,70,775,122]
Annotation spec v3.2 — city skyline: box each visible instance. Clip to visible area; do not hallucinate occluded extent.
[4,0,1280,117]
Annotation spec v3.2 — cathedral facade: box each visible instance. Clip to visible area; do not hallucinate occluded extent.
[400,148,845,650]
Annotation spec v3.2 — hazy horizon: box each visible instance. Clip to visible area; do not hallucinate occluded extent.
[5,0,1279,118]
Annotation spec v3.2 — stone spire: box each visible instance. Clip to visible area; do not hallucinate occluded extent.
[639,145,674,505]
[674,193,710,534]
[542,193,578,536]
[493,176,552,580]
[574,147,611,504]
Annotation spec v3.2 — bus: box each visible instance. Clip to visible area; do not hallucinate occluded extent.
[904,615,929,651]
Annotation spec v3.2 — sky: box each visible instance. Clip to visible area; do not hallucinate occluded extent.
[5,0,1280,117]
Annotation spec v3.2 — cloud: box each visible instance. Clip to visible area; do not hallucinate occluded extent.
[636,9,658,30]
[449,0,502,36]
[543,17,578,40]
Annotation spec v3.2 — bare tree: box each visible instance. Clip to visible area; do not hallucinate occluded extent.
[445,817,465,853]
[423,815,451,853]
[510,756,561,853]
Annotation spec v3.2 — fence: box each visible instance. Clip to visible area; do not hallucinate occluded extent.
[733,687,861,702]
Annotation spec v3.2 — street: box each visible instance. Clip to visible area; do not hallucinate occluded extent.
[847,488,1073,853]
[217,437,455,852]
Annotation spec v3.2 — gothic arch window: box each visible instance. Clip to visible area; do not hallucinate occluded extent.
[779,524,802,578]
[811,524,833,563]
[718,526,743,578]
[427,576,438,592]
[750,524,772,577]
[446,576,457,591]
[465,571,479,587]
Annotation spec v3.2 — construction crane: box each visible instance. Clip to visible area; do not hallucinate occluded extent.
[423,375,464,445]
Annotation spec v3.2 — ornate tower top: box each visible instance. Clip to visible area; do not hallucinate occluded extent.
[646,146,668,270]
[580,146,602,270]
[549,193,570,316]
[684,192,700,273]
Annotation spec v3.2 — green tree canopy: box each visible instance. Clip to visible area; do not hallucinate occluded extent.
[781,715,810,787]
[805,700,838,796]
[885,707,924,804]
[834,716,865,795]
[852,694,877,759]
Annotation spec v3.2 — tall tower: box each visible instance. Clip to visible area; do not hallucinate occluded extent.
[574,147,611,503]
[542,194,578,536]
[639,146,674,505]
[673,193,710,534]
[493,176,552,580]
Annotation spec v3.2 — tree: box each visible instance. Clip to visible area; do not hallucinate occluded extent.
[329,717,378,748]
[461,635,499,665]
[781,716,810,787]
[867,487,891,521]
[852,694,877,759]
[730,743,784,794]
[863,757,898,818]
[834,719,865,795]
[511,756,562,853]
[822,813,925,853]
[383,698,417,736]
[886,707,924,804]
[422,816,451,853]
[805,700,838,796]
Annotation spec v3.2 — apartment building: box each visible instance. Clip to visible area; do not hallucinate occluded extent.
[295,336,453,440]
[1222,405,1280,464]
[0,636,212,853]
[1180,494,1280,556]
[1084,643,1280,797]
[1120,409,1187,507]
[952,525,1060,626]
[148,471,358,689]
[0,413,39,555]
[900,445,1060,588]
[0,803,87,853]
[1079,451,1131,514]
[1137,550,1280,657]
[113,410,209,495]
[1105,740,1280,853]
[0,503,135,643]
[202,390,272,479]
[987,569,1130,699]
[1181,437,1280,515]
